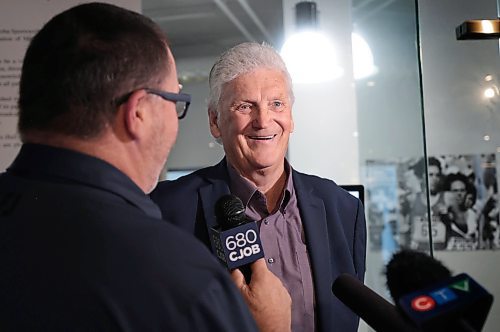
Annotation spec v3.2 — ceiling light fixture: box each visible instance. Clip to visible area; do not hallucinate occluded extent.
[281,1,343,84]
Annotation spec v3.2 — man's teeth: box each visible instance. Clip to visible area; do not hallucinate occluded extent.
[249,135,275,140]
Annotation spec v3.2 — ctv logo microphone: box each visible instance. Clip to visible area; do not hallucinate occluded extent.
[398,273,494,331]
[411,296,436,312]
[410,278,469,312]
[210,221,264,270]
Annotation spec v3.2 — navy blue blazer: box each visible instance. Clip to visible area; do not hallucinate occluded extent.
[151,159,367,332]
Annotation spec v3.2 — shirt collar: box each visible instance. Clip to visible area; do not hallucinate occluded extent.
[7,143,162,219]
[226,159,294,212]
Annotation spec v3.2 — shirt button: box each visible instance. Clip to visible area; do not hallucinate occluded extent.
[268,258,275,264]
[264,220,269,225]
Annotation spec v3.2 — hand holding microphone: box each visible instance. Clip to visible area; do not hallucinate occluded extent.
[231,258,292,332]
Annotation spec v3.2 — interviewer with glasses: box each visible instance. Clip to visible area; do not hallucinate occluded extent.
[0,3,291,331]
[118,87,191,119]
[144,87,191,119]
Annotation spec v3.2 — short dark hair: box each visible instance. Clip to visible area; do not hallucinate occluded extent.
[18,2,170,139]
[411,157,442,179]
[444,172,469,191]
[428,157,442,173]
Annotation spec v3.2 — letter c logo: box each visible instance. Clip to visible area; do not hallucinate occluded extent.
[228,251,237,262]
[411,295,436,312]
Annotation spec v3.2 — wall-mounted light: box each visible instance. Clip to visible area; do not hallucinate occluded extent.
[352,32,377,80]
[456,19,500,40]
[281,1,343,84]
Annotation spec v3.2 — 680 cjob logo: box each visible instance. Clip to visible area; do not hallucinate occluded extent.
[225,229,261,262]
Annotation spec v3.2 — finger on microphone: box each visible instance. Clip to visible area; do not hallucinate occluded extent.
[230,267,246,288]
[231,259,267,295]
[247,258,267,280]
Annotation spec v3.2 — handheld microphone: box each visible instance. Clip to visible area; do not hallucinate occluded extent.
[210,194,265,283]
[386,250,494,332]
[332,273,421,332]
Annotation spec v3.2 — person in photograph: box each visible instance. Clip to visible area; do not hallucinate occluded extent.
[480,192,499,249]
[478,155,499,249]
[397,157,449,250]
[442,173,478,249]
[426,157,448,250]
[427,157,447,214]
[151,42,367,332]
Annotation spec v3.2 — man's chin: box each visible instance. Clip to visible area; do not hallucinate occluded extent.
[249,159,282,171]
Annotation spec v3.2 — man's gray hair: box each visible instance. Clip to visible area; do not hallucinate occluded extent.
[208,42,294,116]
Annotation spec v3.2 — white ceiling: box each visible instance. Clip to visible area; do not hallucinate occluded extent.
[142,0,285,59]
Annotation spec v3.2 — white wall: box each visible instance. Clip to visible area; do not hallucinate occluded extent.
[283,0,360,185]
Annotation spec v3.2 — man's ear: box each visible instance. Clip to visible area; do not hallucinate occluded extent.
[121,89,149,139]
[208,108,221,139]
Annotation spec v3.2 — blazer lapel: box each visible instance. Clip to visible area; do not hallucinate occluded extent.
[199,160,231,246]
[293,171,334,331]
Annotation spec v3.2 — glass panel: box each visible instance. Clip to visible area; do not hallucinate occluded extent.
[354,0,500,329]
[419,0,500,330]
[351,0,430,310]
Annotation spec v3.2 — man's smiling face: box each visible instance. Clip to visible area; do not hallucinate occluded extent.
[209,68,294,175]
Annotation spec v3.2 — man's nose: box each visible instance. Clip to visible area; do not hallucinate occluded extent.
[252,106,271,128]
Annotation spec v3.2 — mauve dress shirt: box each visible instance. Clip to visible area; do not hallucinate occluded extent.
[227,160,316,332]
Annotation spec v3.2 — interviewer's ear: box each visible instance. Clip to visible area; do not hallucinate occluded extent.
[121,89,149,139]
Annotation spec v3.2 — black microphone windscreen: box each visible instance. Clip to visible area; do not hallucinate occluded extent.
[386,249,451,302]
[386,250,493,332]
[214,194,247,230]
[332,273,420,332]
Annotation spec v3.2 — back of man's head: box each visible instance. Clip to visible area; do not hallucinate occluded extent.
[18,2,170,141]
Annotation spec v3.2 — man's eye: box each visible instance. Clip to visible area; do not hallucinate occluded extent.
[236,104,252,112]
[271,101,284,110]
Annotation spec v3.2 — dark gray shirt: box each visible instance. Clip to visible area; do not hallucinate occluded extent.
[0,144,259,331]
[227,160,316,332]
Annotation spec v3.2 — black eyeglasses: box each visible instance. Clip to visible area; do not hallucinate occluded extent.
[144,88,191,119]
